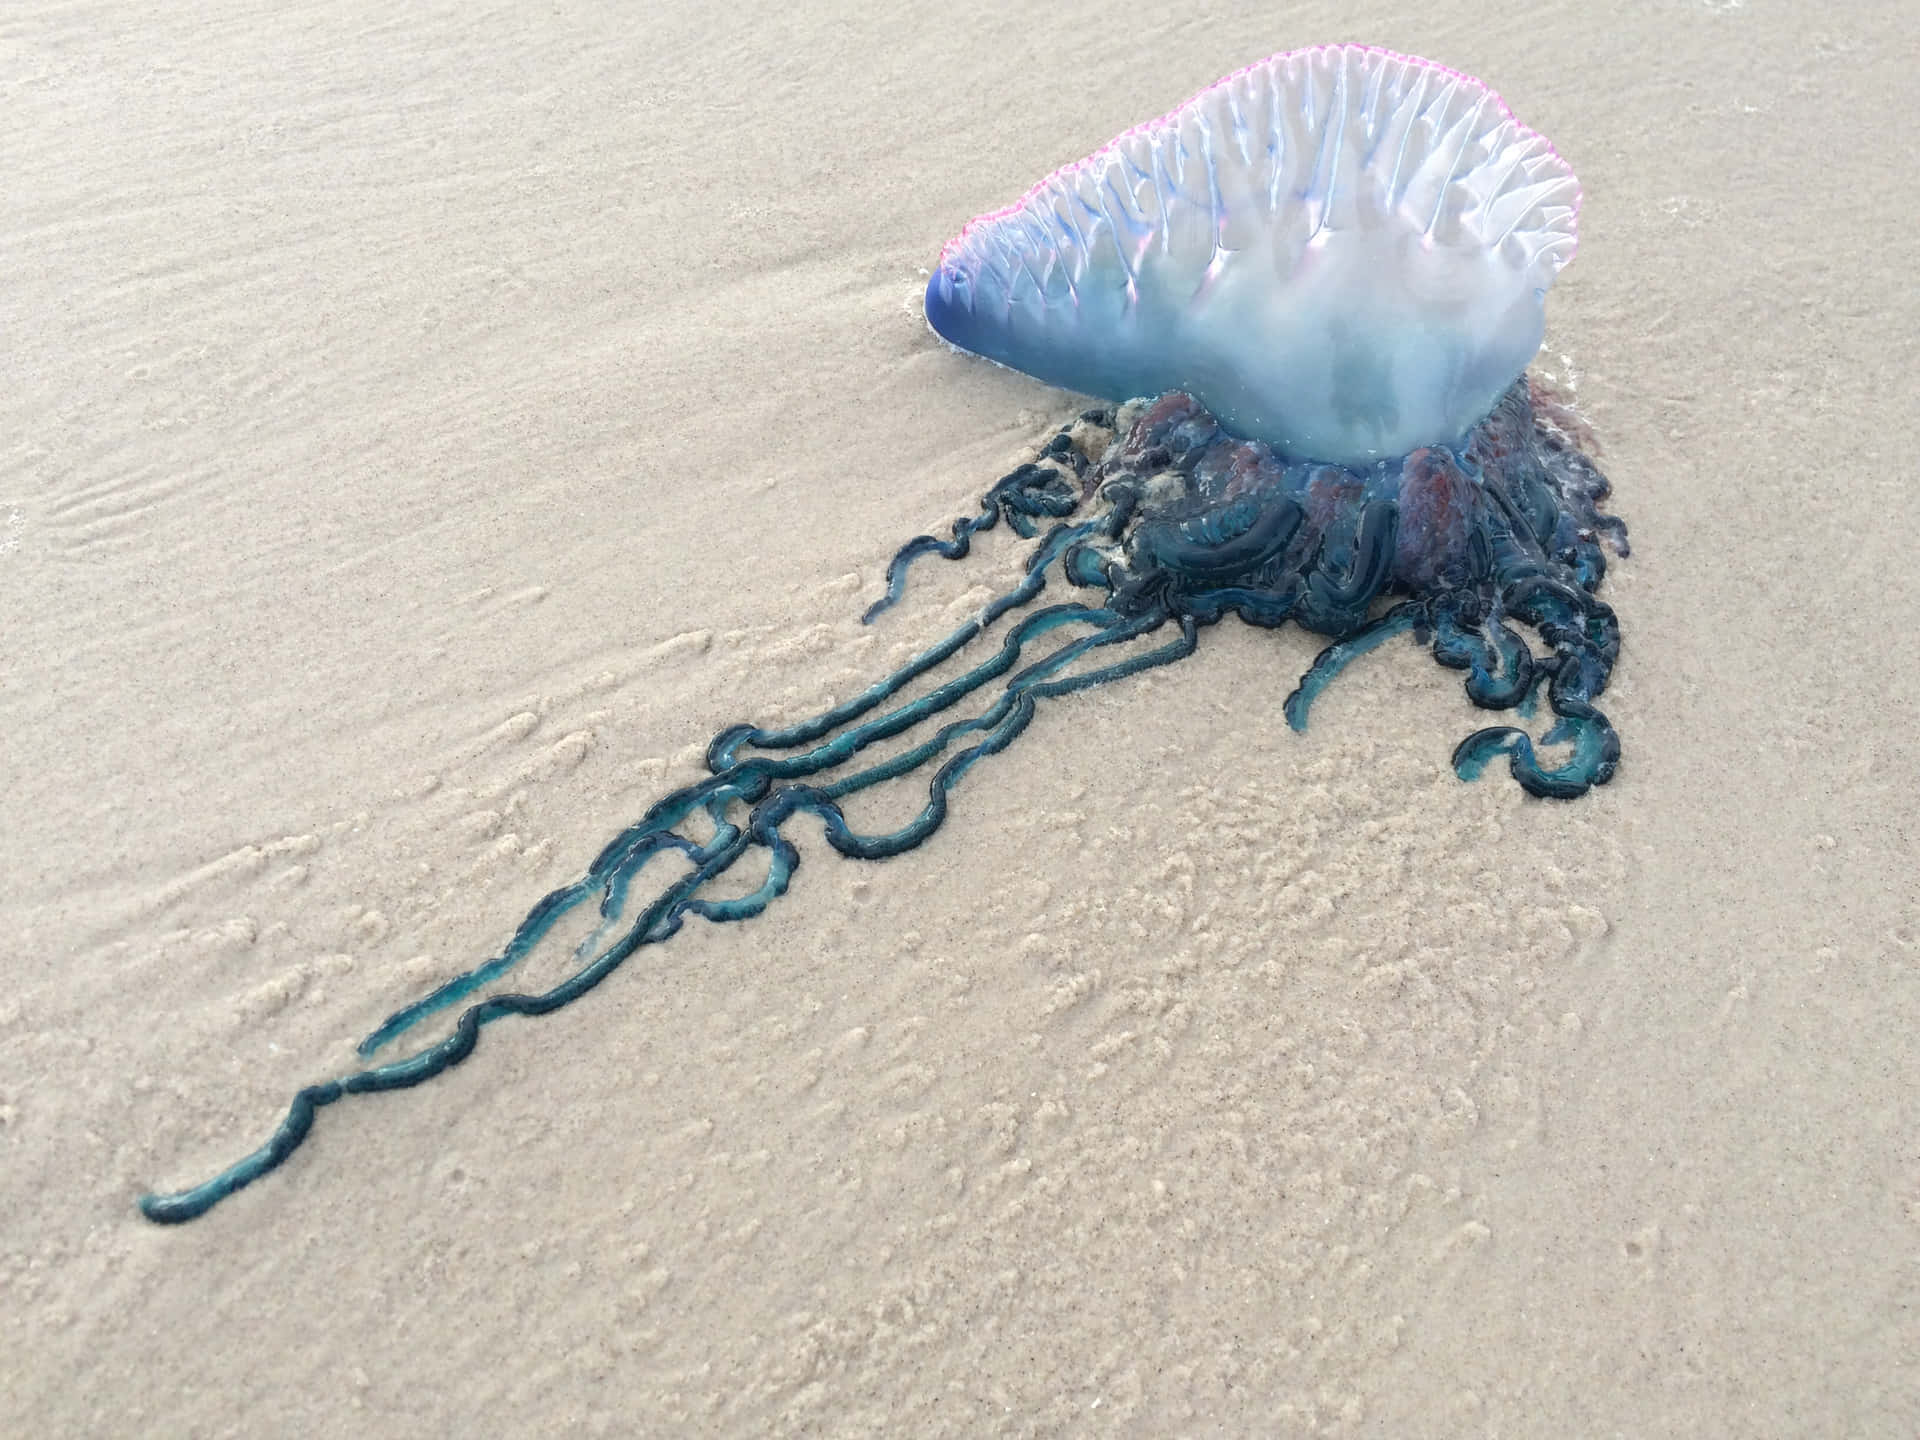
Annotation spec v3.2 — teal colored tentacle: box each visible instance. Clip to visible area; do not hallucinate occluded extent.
[138,521,1188,1224]
[1282,603,1424,731]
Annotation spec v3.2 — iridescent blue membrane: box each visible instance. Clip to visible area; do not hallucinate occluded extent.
[924,45,1580,467]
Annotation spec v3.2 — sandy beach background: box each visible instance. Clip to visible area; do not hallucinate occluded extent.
[5,0,1916,1433]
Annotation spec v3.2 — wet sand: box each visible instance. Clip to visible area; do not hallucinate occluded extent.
[4,1,1916,1433]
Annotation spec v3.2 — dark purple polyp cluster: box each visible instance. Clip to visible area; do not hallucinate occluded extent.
[966,375,1630,798]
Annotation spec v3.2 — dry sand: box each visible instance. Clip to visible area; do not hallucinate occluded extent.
[4,1,1916,1434]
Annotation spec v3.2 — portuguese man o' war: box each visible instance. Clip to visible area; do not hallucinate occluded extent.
[139,45,1627,1223]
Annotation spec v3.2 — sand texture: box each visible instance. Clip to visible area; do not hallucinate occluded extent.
[5,1,1917,1434]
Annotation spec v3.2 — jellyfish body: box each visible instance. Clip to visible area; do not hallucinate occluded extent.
[139,47,1627,1223]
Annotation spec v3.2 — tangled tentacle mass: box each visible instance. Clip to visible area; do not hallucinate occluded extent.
[141,377,1626,1222]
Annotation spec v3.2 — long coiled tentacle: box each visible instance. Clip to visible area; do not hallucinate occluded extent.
[140,504,1184,1222]
[860,417,1095,623]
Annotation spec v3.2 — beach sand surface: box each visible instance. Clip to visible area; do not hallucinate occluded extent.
[4,1,1916,1433]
